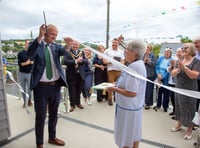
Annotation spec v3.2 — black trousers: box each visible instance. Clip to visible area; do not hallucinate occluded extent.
[94,68,108,101]
[145,76,155,106]
[33,83,61,145]
[168,84,175,113]
[196,79,200,111]
[67,73,83,106]
[157,87,169,109]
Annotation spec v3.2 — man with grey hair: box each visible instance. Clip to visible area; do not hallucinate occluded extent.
[27,24,67,148]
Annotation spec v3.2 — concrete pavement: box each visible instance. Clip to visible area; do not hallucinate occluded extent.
[1,92,199,148]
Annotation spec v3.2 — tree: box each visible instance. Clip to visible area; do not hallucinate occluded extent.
[152,44,161,57]
[180,36,192,43]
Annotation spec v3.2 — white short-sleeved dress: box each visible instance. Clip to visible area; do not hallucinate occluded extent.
[114,60,146,148]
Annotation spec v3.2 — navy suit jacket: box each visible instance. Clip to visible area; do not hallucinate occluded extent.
[63,49,87,81]
[26,39,67,89]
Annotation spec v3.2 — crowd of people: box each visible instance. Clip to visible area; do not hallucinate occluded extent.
[3,23,200,148]
[142,37,200,142]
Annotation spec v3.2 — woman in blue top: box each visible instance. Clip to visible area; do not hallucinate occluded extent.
[154,48,172,112]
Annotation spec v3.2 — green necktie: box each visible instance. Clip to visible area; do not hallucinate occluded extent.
[45,44,53,79]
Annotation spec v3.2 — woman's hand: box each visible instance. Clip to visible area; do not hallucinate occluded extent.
[170,60,176,67]
[106,86,116,93]
[171,68,180,77]
[178,60,185,70]
[157,74,162,81]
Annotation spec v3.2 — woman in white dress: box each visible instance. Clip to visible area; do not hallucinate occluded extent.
[106,38,147,148]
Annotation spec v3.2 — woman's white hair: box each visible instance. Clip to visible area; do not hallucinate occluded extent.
[126,38,147,59]
[176,47,182,52]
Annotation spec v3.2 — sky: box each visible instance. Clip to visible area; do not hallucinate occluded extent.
[0,0,200,45]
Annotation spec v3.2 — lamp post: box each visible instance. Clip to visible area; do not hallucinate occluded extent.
[106,0,110,48]
[30,31,33,40]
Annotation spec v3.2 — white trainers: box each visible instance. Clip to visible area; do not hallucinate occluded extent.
[87,98,92,105]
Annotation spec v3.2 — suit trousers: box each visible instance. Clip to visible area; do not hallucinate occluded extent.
[67,73,83,106]
[33,83,61,145]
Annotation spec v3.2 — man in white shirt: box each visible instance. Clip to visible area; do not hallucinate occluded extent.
[104,38,125,105]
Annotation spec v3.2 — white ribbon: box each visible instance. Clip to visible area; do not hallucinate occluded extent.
[81,44,200,99]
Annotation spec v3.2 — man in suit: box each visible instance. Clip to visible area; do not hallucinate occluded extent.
[26,24,67,148]
[63,40,87,112]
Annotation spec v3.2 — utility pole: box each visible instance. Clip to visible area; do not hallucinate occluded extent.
[30,31,33,40]
[106,0,110,48]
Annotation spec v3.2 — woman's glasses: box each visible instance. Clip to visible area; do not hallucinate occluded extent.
[182,47,189,52]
